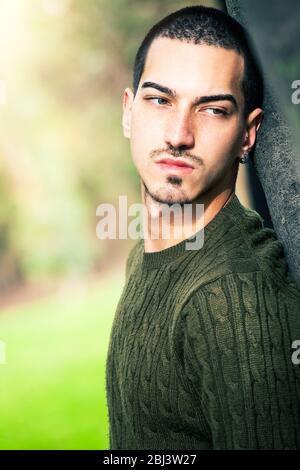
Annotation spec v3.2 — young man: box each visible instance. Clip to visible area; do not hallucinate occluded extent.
[105,6,300,450]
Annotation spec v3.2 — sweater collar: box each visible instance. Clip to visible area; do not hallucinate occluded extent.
[140,192,243,270]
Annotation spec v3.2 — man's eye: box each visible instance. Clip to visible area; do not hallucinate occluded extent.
[146,97,169,105]
[205,107,227,115]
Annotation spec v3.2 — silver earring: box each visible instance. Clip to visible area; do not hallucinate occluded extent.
[240,152,249,164]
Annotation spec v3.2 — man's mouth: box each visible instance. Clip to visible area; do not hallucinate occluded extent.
[155,158,195,174]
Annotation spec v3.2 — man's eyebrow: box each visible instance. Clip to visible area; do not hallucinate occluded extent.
[141,81,238,109]
[195,94,238,110]
[141,81,176,98]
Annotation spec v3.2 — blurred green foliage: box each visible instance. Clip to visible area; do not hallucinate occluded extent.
[0,272,124,449]
[0,0,219,288]
[0,0,219,450]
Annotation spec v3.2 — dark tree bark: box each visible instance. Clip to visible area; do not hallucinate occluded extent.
[221,0,300,287]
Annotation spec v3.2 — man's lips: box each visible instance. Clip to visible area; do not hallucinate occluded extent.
[155,157,195,174]
[157,158,194,168]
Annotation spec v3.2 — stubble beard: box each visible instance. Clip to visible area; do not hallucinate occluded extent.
[144,147,205,207]
[141,176,206,208]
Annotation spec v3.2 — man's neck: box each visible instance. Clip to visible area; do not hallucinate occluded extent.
[142,189,235,253]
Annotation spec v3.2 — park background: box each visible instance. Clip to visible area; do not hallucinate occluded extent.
[0,0,293,449]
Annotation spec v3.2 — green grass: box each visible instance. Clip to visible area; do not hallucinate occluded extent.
[0,271,124,449]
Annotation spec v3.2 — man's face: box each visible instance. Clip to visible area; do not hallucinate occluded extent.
[123,37,261,205]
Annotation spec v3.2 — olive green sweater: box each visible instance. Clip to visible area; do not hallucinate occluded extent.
[105,193,300,450]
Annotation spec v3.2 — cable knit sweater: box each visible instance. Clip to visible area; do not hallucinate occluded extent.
[105,193,300,450]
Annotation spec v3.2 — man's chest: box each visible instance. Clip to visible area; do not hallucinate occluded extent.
[106,273,188,433]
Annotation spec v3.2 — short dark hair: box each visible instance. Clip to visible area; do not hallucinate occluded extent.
[133,5,264,116]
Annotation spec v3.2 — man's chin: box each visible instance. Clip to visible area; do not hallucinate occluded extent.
[146,190,198,207]
[141,178,205,206]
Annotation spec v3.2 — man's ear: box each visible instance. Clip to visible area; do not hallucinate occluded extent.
[241,107,264,154]
[122,87,134,139]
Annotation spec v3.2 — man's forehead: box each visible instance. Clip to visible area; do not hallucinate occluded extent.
[141,37,244,99]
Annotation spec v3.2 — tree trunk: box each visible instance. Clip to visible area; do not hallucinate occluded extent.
[221,0,300,287]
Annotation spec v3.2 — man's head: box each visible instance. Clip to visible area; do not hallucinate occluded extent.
[122,6,264,206]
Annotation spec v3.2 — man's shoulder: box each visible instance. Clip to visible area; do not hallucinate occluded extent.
[185,199,299,298]
[173,269,300,366]
[179,268,300,329]
[183,259,300,306]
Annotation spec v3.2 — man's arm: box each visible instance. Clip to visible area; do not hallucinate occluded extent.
[177,271,300,449]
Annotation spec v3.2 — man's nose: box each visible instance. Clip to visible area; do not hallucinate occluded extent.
[164,109,195,149]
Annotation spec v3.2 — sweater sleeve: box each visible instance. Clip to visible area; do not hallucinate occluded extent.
[178,271,300,450]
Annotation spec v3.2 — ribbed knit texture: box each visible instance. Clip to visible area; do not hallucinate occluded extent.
[105,193,300,450]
